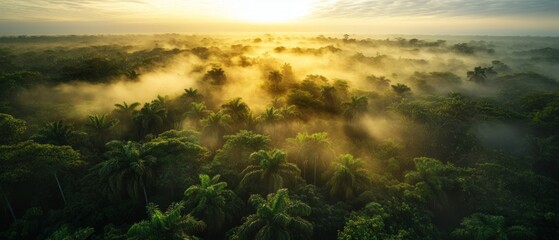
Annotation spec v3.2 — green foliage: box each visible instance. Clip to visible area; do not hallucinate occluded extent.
[127,202,205,240]
[287,132,333,185]
[240,149,302,195]
[326,154,370,200]
[47,225,94,240]
[91,140,156,204]
[0,113,27,145]
[231,189,313,240]
[184,174,241,234]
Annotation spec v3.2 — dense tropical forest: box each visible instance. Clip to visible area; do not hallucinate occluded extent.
[1,34,559,239]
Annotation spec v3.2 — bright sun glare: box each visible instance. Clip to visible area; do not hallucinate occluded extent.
[228,0,315,23]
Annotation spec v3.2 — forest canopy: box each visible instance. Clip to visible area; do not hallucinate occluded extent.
[1,34,559,239]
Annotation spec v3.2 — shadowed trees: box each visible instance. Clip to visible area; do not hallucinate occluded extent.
[467,66,497,83]
[0,141,82,215]
[391,83,411,96]
[0,113,27,145]
[287,132,334,185]
[201,111,232,150]
[240,149,302,195]
[230,189,313,240]
[210,131,270,186]
[85,114,118,150]
[221,98,251,130]
[113,102,140,140]
[136,102,167,138]
[203,67,227,85]
[127,202,205,240]
[326,154,370,200]
[92,140,156,205]
[343,96,368,121]
[183,174,241,236]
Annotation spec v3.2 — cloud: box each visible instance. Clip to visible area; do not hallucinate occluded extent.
[308,0,559,19]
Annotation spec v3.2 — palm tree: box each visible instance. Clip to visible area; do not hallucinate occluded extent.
[32,120,74,146]
[183,174,240,234]
[326,154,370,200]
[240,149,301,194]
[201,111,232,149]
[231,189,313,240]
[268,70,283,93]
[113,101,140,139]
[114,101,140,115]
[182,87,203,103]
[343,95,368,121]
[259,107,283,125]
[321,85,341,113]
[287,132,333,185]
[467,66,488,83]
[221,98,250,123]
[203,67,227,85]
[127,202,205,240]
[185,102,209,128]
[85,114,118,149]
[92,140,156,205]
[391,83,411,95]
[136,102,167,137]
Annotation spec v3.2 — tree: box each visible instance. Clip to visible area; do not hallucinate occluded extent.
[258,107,284,129]
[0,141,82,207]
[201,111,231,149]
[113,101,140,139]
[221,97,250,125]
[240,149,302,194]
[467,66,488,83]
[183,174,241,234]
[287,132,333,185]
[0,113,27,145]
[127,202,205,240]
[85,114,118,149]
[31,121,76,146]
[231,189,313,240]
[182,87,203,103]
[453,213,505,240]
[186,102,209,128]
[326,154,370,200]
[136,102,167,137]
[203,67,227,85]
[268,70,284,94]
[92,140,156,205]
[391,83,411,95]
[343,96,368,121]
[210,131,270,186]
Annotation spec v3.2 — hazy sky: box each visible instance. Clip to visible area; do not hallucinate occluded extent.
[1,0,558,36]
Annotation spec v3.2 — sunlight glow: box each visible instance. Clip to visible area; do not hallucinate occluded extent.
[227,0,315,23]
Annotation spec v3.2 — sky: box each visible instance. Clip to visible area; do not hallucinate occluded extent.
[1,0,558,36]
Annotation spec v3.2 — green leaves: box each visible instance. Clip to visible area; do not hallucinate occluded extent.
[233,189,312,240]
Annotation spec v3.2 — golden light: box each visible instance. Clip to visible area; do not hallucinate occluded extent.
[227,0,315,23]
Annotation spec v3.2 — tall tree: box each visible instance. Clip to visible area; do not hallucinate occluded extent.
[127,202,205,240]
[92,140,156,205]
[183,174,241,235]
[31,121,76,146]
[240,149,302,195]
[113,101,140,140]
[136,102,167,137]
[231,189,313,240]
[343,96,368,121]
[85,114,118,150]
[222,98,250,129]
[287,132,333,185]
[201,111,231,150]
[326,154,370,200]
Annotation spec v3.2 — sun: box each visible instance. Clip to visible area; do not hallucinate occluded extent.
[227,0,315,23]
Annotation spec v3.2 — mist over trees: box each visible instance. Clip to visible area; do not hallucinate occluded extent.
[1,34,559,239]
